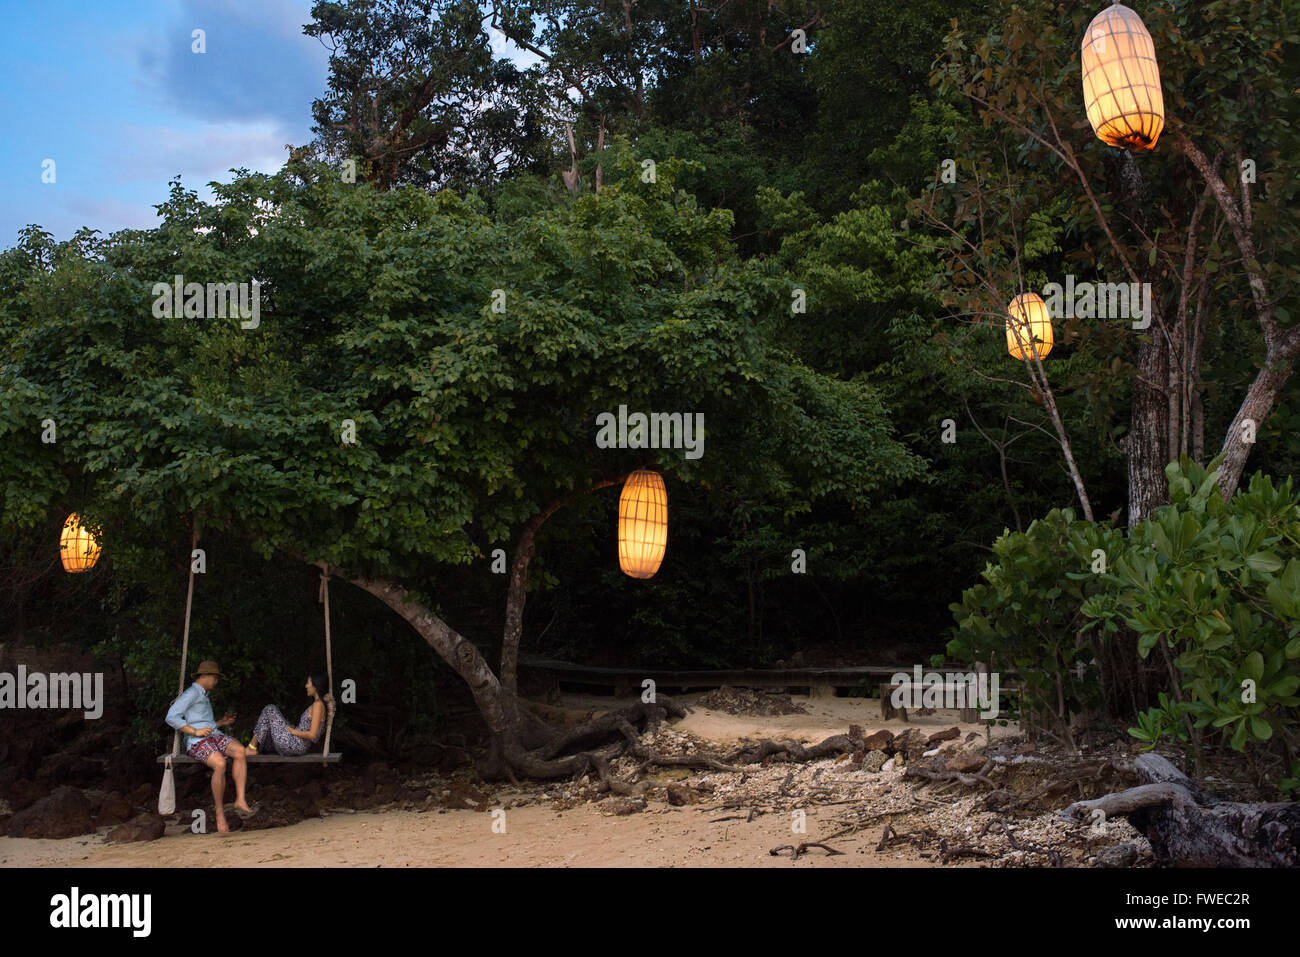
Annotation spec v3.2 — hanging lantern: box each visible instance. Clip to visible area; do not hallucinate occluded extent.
[1006,293,1054,361]
[618,470,667,579]
[1081,3,1165,151]
[60,513,102,573]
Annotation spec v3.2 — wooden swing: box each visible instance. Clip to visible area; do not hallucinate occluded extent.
[156,525,342,767]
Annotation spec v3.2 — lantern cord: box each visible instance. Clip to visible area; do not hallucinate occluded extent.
[318,568,335,758]
[170,524,200,758]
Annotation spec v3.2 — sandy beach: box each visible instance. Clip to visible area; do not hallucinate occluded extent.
[0,693,1070,869]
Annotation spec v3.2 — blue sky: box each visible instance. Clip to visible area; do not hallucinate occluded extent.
[0,1,333,245]
[0,2,537,248]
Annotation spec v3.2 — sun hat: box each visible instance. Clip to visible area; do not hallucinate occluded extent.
[192,660,225,679]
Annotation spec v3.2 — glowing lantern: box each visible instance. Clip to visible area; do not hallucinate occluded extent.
[1081,3,1165,151]
[1007,293,1054,361]
[618,470,667,579]
[60,513,102,573]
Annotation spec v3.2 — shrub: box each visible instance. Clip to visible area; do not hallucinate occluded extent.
[948,507,1125,747]
[1087,459,1300,787]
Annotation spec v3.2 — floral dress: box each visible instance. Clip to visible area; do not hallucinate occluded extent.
[252,703,318,756]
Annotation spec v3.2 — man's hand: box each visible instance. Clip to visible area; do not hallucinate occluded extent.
[195,726,214,737]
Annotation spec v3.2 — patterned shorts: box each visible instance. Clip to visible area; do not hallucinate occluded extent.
[188,732,234,762]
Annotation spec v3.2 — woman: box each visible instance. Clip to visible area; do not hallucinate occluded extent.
[246,671,333,756]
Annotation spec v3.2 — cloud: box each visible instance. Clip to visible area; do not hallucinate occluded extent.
[109,123,290,186]
[59,193,162,233]
[136,0,328,136]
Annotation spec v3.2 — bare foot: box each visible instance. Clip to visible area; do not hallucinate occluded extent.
[232,800,253,814]
[216,814,230,834]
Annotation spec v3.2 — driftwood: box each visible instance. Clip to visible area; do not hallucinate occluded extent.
[1061,753,1300,867]
[769,842,843,860]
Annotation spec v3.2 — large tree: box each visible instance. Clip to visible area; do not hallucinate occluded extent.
[924,0,1300,525]
[0,152,922,777]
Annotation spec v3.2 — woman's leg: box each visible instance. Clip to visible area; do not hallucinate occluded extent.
[252,704,285,753]
[266,711,309,756]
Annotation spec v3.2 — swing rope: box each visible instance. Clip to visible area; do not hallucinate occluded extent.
[318,567,336,758]
[164,531,339,764]
[170,522,200,758]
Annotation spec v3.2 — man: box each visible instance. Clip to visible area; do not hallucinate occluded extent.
[165,661,253,834]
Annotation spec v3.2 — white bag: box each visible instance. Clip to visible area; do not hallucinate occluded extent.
[158,756,176,815]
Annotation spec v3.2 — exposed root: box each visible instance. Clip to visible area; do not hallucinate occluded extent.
[769,842,844,860]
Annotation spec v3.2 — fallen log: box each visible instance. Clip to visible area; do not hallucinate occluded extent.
[1060,753,1300,867]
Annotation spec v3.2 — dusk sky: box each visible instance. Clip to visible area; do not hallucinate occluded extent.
[0,1,531,246]
[0,1,334,244]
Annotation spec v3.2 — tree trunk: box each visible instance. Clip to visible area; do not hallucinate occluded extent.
[1062,753,1300,867]
[1126,336,1171,527]
[1174,132,1300,499]
[350,574,514,736]
[1216,357,1295,500]
[499,476,627,698]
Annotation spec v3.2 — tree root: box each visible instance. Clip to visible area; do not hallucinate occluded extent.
[769,842,843,860]
[725,733,861,766]
[904,764,997,789]
[980,819,1062,867]
[1060,753,1300,867]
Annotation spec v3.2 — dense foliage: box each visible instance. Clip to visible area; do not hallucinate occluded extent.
[1,0,1296,780]
[950,460,1300,791]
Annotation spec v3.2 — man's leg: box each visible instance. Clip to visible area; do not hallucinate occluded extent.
[226,740,251,812]
[204,753,229,833]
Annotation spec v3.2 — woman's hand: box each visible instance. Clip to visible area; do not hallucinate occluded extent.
[285,720,297,737]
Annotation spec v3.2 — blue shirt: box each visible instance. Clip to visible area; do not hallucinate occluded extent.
[165,682,219,753]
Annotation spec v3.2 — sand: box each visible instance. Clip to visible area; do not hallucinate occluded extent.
[3,803,953,868]
[1,692,1015,868]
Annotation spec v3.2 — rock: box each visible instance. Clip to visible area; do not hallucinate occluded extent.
[665,784,698,806]
[694,686,807,717]
[3,778,42,811]
[1094,844,1139,868]
[645,767,692,784]
[241,803,307,830]
[926,727,961,747]
[893,728,929,757]
[64,727,117,759]
[106,743,159,794]
[131,782,155,809]
[7,785,95,838]
[606,797,646,816]
[34,754,104,789]
[106,813,166,843]
[945,751,988,773]
[881,757,896,772]
[888,727,915,747]
[94,792,135,826]
[862,750,888,773]
[299,780,325,802]
[861,730,894,752]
